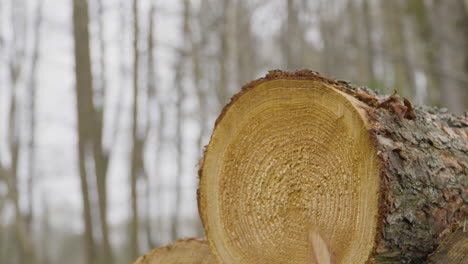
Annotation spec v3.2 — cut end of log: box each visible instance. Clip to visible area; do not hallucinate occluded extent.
[198,71,382,263]
[132,238,216,264]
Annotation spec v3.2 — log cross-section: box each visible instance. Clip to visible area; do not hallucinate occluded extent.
[198,70,467,264]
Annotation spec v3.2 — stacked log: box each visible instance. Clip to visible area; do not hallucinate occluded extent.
[131,238,215,264]
[134,70,467,264]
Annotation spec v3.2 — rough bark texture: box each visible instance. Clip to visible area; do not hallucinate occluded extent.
[198,70,467,263]
[427,225,468,263]
[369,99,467,263]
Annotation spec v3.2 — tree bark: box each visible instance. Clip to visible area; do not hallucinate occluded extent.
[26,0,43,235]
[72,0,97,263]
[3,1,39,262]
[198,70,467,264]
[130,0,141,258]
[172,48,184,241]
[282,0,306,71]
[145,0,157,249]
[215,0,231,107]
[362,0,376,87]
[428,0,468,114]
[94,0,113,261]
[185,0,207,151]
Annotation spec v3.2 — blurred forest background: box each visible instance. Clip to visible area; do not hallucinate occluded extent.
[0,0,467,263]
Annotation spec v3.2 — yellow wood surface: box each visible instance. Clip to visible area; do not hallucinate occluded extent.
[198,72,381,264]
[132,238,216,264]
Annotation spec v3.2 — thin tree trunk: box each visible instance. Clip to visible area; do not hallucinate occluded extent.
[6,2,38,261]
[429,0,468,114]
[153,84,165,244]
[235,0,254,86]
[8,85,38,264]
[144,1,157,250]
[94,0,113,262]
[40,196,51,264]
[283,0,301,70]
[130,0,141,258]
[318,1,333,75]
[381,0,415,94]
[171,55,184,241]
[362,0,376,86]
[169,0,194,241]
[184,0,206,151]
[217,0,230,106]
[26,0,43,237]
[72,0,97,263]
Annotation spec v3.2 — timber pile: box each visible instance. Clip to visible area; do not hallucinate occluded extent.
[134,70,467,264]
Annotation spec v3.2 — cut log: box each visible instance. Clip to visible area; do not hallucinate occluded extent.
[131,238,216,264]
[427,225,468,263]
[197,70,467,264]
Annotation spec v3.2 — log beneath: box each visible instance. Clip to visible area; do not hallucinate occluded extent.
[131,238,216,264]
[197,70,467,264]
[427,225,468,263]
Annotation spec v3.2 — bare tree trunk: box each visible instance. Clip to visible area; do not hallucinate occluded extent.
[130,0,141,258]
[318,1,334,75]
[283,0,304,71]
[145,1,157,249]
[154,100,165,243]
[429,0,468,114]
[171,54,184,241]
[0,223,13,264]
[26,0,43,237]
[8,82,38,264]
[183,0,206,153]
[379,0,422,102]
[0,216,5,261]
[40,196,51,264]
[72,0,97,263]
[362,0,376,86]
[4,1,39,262]
[149,0,166,243]
[284,0,294,70]
[169,0,195,241]
[216,0,230,106]
[153,79,166,244]
[94,0,113,262]
[235,0,255,86]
